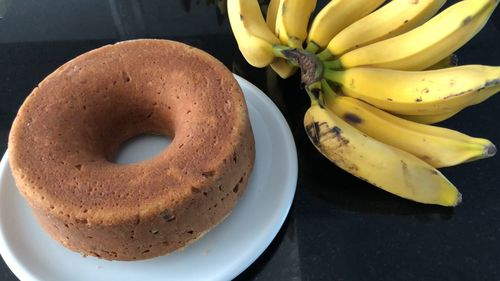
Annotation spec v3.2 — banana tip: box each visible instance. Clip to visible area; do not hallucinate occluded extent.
[456,192,463,206]
[486,143,497,157]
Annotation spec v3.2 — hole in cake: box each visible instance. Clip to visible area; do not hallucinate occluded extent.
[161,210,176,222]
[186,230,194,234]
[112,134,171,164]
[202,171,215,178]
[122,72,131,83]
[75,218,87,224]
[233,184,239,193]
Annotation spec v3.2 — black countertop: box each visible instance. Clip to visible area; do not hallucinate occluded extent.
[1,1,500,280]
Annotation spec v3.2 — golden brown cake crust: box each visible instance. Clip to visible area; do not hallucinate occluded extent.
[8,39,255,260]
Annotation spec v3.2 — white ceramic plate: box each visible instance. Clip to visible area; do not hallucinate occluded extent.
[0,74,298,281]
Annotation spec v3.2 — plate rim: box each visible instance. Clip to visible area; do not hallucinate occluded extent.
[230,74,298,279]
[0,74,298,281]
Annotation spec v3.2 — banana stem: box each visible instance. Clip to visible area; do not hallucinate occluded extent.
[272,45,324,86]
[305,86,319,106]
[305,79,322,105]
[323,69,343,84]
[305,42,320,54]
[272,45,299,65]
[323,60,343,70]
[321,79,338,99]
[319,79,339,106]
[317,49,334,61]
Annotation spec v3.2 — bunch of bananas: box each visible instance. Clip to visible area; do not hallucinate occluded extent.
[228,0,500,207]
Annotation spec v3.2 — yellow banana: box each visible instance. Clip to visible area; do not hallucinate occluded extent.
[397,111,460,124]
[227,0,280,67]
[275,0,317,48]
[266,0,297,78]
[305,0,385,53]
[269,60,297,79]
[304,97,461,206]
[324,65,500,115]
[323,94,496,168]
[326,0,498,71]
[318,0,446,59]
[397,80,498,123]
[397,74,499,124]
[266,0,280,31]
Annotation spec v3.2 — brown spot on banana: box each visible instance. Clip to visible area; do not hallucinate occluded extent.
[239,14,244,21]
[330,151,359,173]
[401,160,408,171]
[449,79,500,101]
[331,126,341,136]
[305,122,321,146]
[343,113,363,124]
[400,160,416,195]
[484,78,500,87]
[462,16,473,25]
[306,121,350,147]
[330,126,349,146]
[421,155,432,162]
[416,97,423,102]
